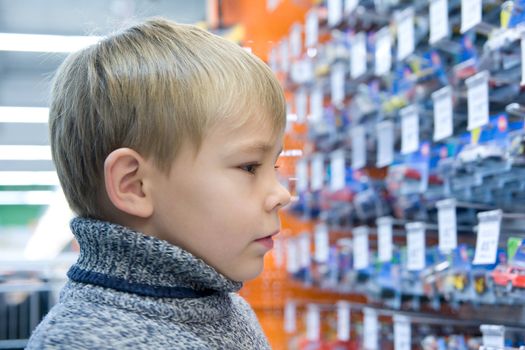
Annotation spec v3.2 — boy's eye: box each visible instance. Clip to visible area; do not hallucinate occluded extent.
[240,163,260,175]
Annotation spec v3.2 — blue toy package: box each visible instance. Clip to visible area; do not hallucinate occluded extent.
[450,33,479,87]
[288,191,322,221]
[427,142,460,202]
[458,32,479,66]
[507,0,525,28]
[407,50,449,103]
[352,171,390,221]
[386,142,431,197]
[335,238,354,292]
[450,114,523,204]
[374,250,402,300]
[385,143,432,219]
[353,254,375,295]
[422,246,450,309]
[312,238,338,290]
[471,248,506,305]
[508,128,525,167]
[446,244,474,302]
[322,245,340,291]
[414,50,448,85]
[399,247,426,298]
[391,63,415,98]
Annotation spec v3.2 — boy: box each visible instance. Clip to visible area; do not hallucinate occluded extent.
[27,18,291,349]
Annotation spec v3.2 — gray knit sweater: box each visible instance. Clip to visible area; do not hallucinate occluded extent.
[26,218,271,349]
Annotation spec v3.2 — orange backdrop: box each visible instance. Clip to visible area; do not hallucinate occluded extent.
[221,0,311,61]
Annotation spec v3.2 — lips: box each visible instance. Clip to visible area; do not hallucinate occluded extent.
[254,231,279,249]
[255,236,274,249]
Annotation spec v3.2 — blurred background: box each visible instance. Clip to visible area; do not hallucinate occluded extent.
[0,0,207,261]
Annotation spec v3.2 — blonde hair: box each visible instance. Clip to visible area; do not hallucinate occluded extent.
[50,18,286,218]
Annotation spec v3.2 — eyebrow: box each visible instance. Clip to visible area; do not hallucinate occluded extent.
[235,141,274,154]
[227,141,283,158]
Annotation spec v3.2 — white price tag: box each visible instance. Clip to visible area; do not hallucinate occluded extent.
[432,86,453,141]
[269,46,279,72]
[376,120,394,167]
[377,216,393,263]
[330,149,346,191]
[286,238,299,273]
[351,32,367,79]
[290,23,302,58]
[437,199,457,253]
[353,226,370,270]
[331,62,346,106]
[481,325,505,349]
[302,59,315,83]
[396,8,415,61]
[310,85,324,122]
[296,158,308,193]
[280,39,290,73]
[521,32,525,86]
[466,71,489,131]
[473,210,502,265]
[291,59,314,84]
[351,125,366,169]
[306,304,321,341]
[295,88,307,122]
[430,0,449,44]
[483,336,504,349]
[363,308,378,350]
[406,222,426,271]
[375,27,392,76]
[345,0,358,14]
[328,0,343,27]
[394,315,411,350]
[314,223,330,263]
[337,301,351,341]
[299,233,312,269]
[401,105,419,155]
[284,301,297,333]
[461,0,482,33]
[311,153,325,191]
[306,10,319,48]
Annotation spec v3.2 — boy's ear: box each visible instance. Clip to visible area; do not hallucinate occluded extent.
[104,148,154,218]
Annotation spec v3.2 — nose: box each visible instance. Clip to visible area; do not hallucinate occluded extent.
[265,180,291,212]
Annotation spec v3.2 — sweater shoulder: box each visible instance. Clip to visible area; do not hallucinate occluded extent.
[228,293,270,346]
[26,300,208,350]
[229,293,258,319]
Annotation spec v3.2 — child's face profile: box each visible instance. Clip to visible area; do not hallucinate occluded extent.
[148,115,291,281]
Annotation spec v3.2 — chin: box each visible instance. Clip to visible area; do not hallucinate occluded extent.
[229,261,264,282]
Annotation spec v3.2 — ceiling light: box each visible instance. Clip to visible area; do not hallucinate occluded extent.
[0,190,56,205]
[0,171,59,186]
[0,106,49,123]
[0,145,52,160]
[0,33,102,53]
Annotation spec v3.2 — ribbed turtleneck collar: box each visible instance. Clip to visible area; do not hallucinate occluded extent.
[67,217,242,298]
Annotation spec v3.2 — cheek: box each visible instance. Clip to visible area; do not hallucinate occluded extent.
[199,171,254,204]
[164,169,262,233]
[180,174,250,222]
